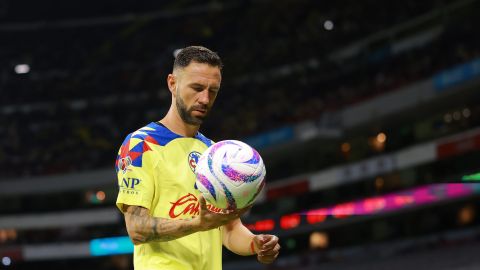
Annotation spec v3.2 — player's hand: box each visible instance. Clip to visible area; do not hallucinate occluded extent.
[193,195,251,232]
[253,234,280,264]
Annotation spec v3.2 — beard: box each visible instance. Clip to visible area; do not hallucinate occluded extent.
[176,95,208,126]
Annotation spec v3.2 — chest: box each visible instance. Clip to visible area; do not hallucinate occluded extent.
[152,139,208,218]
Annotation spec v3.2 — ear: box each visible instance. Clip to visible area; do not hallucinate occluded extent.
[167,74,177,97]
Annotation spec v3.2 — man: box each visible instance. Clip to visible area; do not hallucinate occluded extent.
[115,46,280,270]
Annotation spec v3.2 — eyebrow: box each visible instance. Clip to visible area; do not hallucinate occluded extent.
[189,83,220,91]
[189,83,206,88]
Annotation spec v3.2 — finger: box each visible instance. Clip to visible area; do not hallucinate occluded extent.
[261,250,276,256]
[259,250,279,263]
[263,235,279,248]
[261,244,280,256]
[261,235,278,250]
[259,244,279,256]
[198,195,207,211]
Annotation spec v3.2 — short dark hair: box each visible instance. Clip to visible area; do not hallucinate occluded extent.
[173,46,223,71]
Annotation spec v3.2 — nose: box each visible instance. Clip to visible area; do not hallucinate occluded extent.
[198,89,210,105]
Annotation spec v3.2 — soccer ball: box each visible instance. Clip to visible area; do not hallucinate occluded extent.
[195,140,266,210]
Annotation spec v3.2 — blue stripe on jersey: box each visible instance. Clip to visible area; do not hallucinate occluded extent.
[145,122,183,146]
[195,132,213,148]
[148,122,213,147]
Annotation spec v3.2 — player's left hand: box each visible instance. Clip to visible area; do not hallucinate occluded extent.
[253,234,280,264]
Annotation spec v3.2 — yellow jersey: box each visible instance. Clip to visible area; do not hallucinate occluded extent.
[115,122,223,270]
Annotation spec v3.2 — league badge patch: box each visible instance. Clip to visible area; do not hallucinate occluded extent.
[118,156,132,174]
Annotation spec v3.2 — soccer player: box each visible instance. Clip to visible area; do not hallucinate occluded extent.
[115,46,280,269]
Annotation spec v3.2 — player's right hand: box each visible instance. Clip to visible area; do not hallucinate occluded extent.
[193,195,251,231]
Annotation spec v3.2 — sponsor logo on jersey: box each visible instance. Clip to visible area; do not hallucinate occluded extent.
[188,151,201,173]
[169,193,222,218]
[118,177,141,195]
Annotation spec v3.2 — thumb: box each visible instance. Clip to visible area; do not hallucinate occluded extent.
[253,234,265,247]
[198,194,208,210]
[262,234,273,242]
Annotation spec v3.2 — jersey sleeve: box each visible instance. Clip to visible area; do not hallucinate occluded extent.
[115,134,157,213]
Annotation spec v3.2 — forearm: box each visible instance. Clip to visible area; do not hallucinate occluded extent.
[223,219,256,256]
[132,216,196,244]
[124,205,198,244]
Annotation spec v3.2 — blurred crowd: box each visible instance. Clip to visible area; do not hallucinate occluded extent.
[1,0,478,179]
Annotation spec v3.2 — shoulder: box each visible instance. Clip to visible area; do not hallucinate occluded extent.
[120,122,183,148]
[115,122,181,172]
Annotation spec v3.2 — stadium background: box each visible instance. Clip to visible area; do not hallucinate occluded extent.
[1,0,480,269]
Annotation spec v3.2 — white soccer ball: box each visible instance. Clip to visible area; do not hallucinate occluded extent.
[195,140,266,210]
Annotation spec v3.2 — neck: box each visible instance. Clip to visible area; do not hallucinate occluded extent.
[160,106,199,137]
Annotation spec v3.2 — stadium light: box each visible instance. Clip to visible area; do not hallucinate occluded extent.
[306,208,328,224]
[14,64,30,74]
[376,132,387,143]
[96,191,106,201]
[245,219,275,231]
[280,214,301,230]
[341,142,351,153]
[310,232,329,249]
[458,204,475,225]
[1,257,11,266]
[323,20,334,31]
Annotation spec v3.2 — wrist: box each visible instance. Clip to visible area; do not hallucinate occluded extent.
[250,237,258,255]
[187,216,202,232]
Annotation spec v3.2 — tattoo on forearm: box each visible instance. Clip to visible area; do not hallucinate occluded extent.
[151,218,158,238]
[125,206,195,243]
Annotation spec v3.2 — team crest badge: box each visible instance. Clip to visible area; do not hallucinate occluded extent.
[188,151,201,173]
